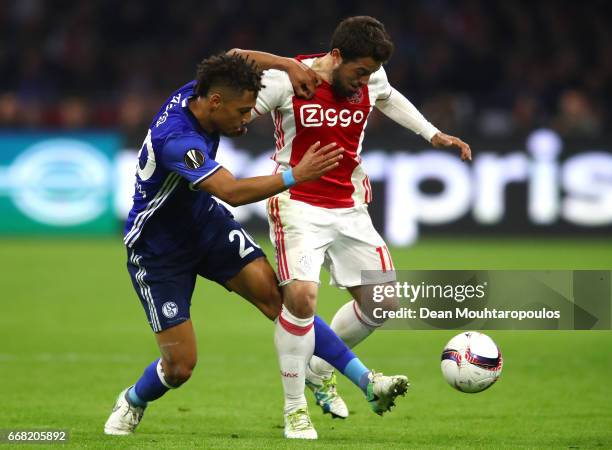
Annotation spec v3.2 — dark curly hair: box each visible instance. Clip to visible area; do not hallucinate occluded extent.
[330,16,394,63]
[194,53,263,97]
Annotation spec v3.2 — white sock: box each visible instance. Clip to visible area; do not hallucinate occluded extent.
[308,300,378,380]
[275,305,315,414]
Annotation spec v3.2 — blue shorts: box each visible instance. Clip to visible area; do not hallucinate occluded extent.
[126,205,265,332]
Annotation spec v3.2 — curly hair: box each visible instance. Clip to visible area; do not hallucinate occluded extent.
[330,16,394,63]
[194,53,263,97]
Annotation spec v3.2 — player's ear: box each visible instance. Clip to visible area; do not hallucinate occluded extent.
[207,92,222,110]
[331,48,343,67]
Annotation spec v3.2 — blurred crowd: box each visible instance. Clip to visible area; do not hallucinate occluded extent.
[1,0,610,145]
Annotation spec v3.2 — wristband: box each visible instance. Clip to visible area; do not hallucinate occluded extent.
[282,169,296,188]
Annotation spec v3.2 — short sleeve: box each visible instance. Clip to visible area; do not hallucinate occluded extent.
[252,69,293,118]
[369,66,393,101]
[161,133,222,187]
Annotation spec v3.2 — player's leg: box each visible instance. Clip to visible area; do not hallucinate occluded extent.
[224,253,371,398]
[104,321,197,435]
[197,202,320,439]
[224,256,282,320]
[268,196,359,420]
[224,255,381,419]
[307,290,407,416]
[280,279,377,420]
[306,207,408,415]
[265,195,327,438]
[128,319,197,405]
[310,206,398,368]
[267,195,403,427]
[220,250,320,438]
[225,242,397,421]
[308,281,398,380]
[154,319,198,387]
[224,253,378,379]
[225,255,365,390]
[308,289,408,417]
[104,249,198,435]
[274,280,318,438]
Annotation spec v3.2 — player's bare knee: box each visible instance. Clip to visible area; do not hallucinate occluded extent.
[283,282,317,318]
[376,281,400,313]
[373,294,399,326]
[380,294,400,312]
[164,359,196,387]
[354,284,399,327]
[165,365,193,387]
[288,299,316,318]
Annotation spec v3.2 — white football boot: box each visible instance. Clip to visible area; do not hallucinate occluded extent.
[366,372,410,416]
[104,387,145,435]
[305,369,349,419]
[284,407,318,439]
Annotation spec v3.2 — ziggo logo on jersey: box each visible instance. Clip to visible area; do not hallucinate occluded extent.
[299,104,365,128]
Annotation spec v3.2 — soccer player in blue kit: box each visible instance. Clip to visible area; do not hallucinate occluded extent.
[104,53,408,440]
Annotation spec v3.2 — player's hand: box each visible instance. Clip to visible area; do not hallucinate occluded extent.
[285,58,322,99]
[293,141,344,182]
[431,132,472,161]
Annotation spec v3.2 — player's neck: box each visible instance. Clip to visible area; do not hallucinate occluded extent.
[188,98,215,135]
[311,53,334,83]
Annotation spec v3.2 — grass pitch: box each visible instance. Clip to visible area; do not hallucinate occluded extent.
[1,237,611,448]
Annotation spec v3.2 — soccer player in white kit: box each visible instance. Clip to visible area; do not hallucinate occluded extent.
[234,15,471,431]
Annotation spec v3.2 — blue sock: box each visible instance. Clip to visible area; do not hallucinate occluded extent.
[313,316,370,393]
[128,359,171,407]
[344,358,371,394]
[127,386,147,408]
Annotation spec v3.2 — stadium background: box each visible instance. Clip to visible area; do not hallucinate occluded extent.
[1,1,611,448]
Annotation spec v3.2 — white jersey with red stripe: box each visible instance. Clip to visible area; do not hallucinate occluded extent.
[253,53,393,209]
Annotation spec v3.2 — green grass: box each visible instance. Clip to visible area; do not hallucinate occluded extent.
[1,237,611,448]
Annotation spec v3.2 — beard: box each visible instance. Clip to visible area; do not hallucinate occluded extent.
[330,68,355,98]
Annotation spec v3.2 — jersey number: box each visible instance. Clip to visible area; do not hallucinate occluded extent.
[137,129,156,181]
[229,229,260,258]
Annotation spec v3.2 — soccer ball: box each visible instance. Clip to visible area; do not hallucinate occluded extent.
[440,331,503,393]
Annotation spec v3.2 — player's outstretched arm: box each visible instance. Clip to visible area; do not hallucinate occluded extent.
[376,88,472,161]
[430,132,472,161]
[197,142,343,206]
[228,48,320,99]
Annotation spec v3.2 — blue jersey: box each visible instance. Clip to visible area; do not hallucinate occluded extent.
[124,81,223,252]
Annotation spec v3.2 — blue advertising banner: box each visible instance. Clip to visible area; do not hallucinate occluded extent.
[0,133,120,234]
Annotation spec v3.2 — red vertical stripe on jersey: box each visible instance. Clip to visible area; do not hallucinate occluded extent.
[376,246,387,272]
[270,197,281,278]
[271,198,285,280]
[269,198,286,280]
[273,110,282,150]
[383,245,394,270]
[362,178,368,203]
[362,175,372,203]
[268,198,280,278]
[272,197,290,281]
[275,197,290,280]
[278,109,285,148]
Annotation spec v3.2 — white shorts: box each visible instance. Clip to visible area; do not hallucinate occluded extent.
[267,193,396,287]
